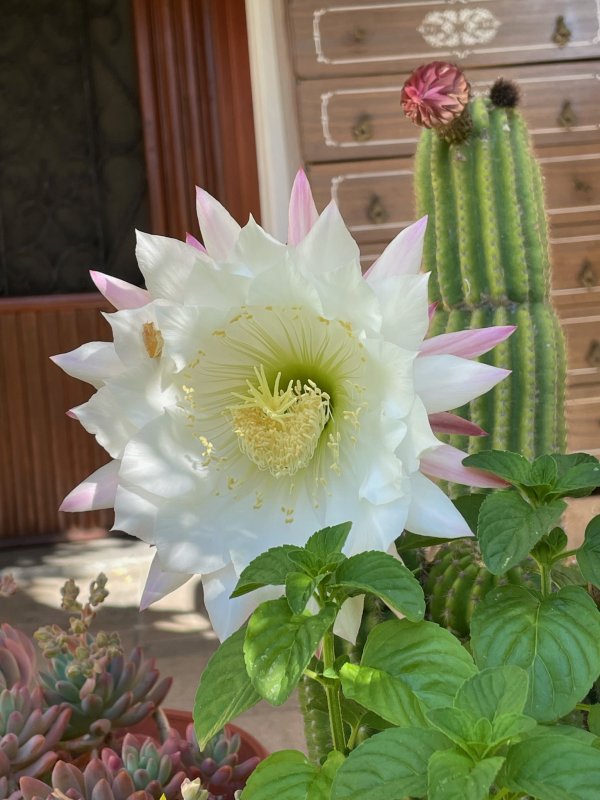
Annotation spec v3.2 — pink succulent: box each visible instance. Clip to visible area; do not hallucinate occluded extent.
[401,61,470,128]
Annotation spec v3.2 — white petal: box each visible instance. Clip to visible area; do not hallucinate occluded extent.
[136,231,211,304]
[371,273,430,350]
[196,187,241,262]
[246,260,323,311]
[232,216,287,275]
[90,271,150,309]
[60,461,120,512]
[365,217,427,281]
[333,594,365,644]
[51,342,122,388]
[140,551,193,610]
[415,355,510,414]
[406,472,472,539]
[202,563,282,641]
[294,201,359,274]
[420,326,515,359]
[72,387,137,459]
[113,483,159,543]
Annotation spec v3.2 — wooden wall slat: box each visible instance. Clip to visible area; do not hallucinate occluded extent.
[0,294,112,542]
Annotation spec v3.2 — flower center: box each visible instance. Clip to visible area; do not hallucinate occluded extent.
[230,365,331,478]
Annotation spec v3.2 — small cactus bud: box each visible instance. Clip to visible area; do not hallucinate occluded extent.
[401,61,471,142]
[489,77,520,108]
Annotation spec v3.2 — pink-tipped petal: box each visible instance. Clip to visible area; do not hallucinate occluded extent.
[185,232,207,253]
[428,412,487,437]
[195,186,241,261]
[365,216,427,281]
[415,355,510,413]
[90,271,150,310]
[288,169,319,246]
[420,325,516,359]
[59,461,120,512]
[66,408,78,419]
[428,302,438,322]
[420,444,509,488]
[140,551,193,610]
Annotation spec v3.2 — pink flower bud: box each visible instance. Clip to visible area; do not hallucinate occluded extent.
[401,61,470,128]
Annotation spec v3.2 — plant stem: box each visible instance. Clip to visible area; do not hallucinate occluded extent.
[321,629,346,753]
[552,548,578,563]
[539,561,552,597]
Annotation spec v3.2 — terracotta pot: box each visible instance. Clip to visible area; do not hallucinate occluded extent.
[129,706,269,763]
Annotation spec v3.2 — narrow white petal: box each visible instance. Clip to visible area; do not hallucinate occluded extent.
[140,551,193,610]
[136,231,210,304]
[51,342,122,388]
[365,217,427,281]
[415,355,510,414]
[73,387,137,459]
[406,472,472,539]
[232,216,287,274]
[294,201,359,274]
[60,461,120,512]
[202,564,282,641]
[420,326,515,359]
[333,594,365,644]
[370,273,430,350]
[196,186,241,261]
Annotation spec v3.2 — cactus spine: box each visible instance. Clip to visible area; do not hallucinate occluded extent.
[415,91,567,469]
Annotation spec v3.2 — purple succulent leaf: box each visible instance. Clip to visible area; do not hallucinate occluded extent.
[110,768,138,800]
[14,733,46,765]
[19,776,54,800]
[211,739,230,764]
[231,757,260,782]
[113,701,154,728]
[147,677,172,708]
[128,664,160,703]
[1,732,20,759]
[79,676,98,701]
[162,770,186,797]
[91,778,119,800]
[96,671,116,705]
[157,753,175,785]
[53,760,88,795]
[105,691,134,721]
[100,746,123,774]
[52,681,82,704]
[111,657,134,697]
[42,707,72,750]
[81,692,105,718]
[13,749,59,781]
[208,765,233,787]
[199,758,217,777]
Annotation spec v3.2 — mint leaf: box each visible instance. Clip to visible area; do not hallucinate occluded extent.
[330,727,452,800]
[396,531,462,553]
[361,619,477,710]
[285,572,317,614]
[231,545,302,597]
[577,515,600,587]
[454,666,530,721]
[332,551,425,621]
[305,522,352,562]
[339,662,428,728]
[240,749,341,800]
[453,494,487,534]
[244,598,336,705]
[426,706,481,750]
[462,450,532,485]
[471,585,600,722]
[529,454,558,489]
[477,491,566,574]
[588,705,600,737]
[428,751,505,800]
[550,454,600,498]
[194,626,261,748]
[503,733,600,799]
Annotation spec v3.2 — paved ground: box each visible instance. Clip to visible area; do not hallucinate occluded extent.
[0,535,306,755]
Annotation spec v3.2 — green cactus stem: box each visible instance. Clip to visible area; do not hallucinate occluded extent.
[414,88,566,464]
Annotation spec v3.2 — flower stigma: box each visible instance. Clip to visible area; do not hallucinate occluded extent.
[230,365,331,478]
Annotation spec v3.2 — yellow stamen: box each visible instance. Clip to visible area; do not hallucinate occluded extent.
[230,365,330,478]
[142,322,163,358]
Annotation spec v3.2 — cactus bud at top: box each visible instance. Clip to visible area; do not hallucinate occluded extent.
[401,61,471,142]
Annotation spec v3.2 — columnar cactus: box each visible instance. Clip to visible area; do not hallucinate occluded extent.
[402,63,567,466]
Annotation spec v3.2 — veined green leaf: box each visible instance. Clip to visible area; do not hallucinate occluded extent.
[304,522,352,561]
[577,515,600,587]
[339,662,428,728]
[428,751,504,800]
[231,545,302,597]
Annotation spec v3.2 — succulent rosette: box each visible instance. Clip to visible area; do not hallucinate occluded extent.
[54,171,511,640]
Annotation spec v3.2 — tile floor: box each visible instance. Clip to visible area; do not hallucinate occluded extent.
[0,535,306,755]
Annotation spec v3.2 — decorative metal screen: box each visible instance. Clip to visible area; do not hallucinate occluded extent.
[0,0,149,296]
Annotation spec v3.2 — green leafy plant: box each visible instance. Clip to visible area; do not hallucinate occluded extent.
[193,453,600,799]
